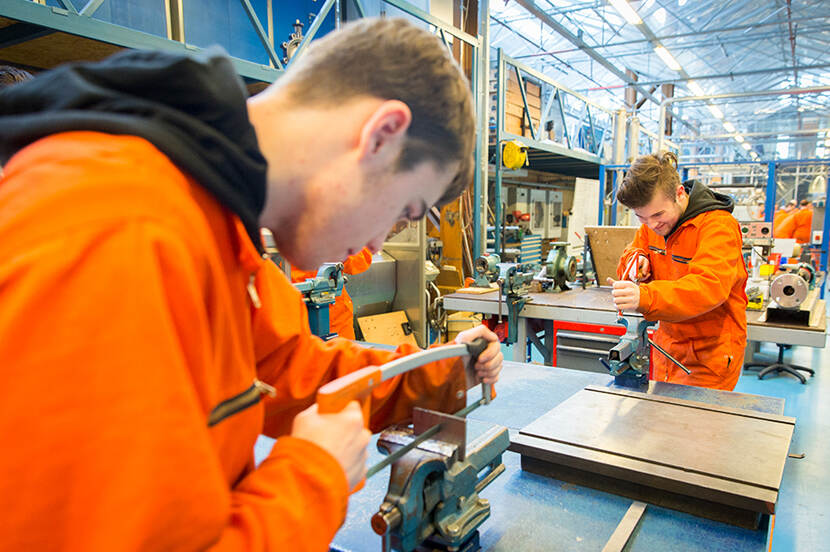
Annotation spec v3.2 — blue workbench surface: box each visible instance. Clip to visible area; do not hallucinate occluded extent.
[320,362,785,551]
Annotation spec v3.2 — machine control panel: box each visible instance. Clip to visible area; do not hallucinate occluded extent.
[739,221,772,240]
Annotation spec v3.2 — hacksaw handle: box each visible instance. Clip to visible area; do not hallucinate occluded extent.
[465,337,489,360]
[316,365,381,423]
[466,337,492,405]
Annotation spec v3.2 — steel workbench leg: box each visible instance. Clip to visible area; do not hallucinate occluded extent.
[514,318,528,362]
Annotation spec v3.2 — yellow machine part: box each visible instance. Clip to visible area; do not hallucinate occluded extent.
[502,140,528,170]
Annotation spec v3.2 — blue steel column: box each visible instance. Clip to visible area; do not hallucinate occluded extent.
[610,170,618,225]
[598,167,606,225]
[821,172,830,298]
[473,0,488,260]
[494,48,504,254]
[681,167,689,182]
[764,162,776,223]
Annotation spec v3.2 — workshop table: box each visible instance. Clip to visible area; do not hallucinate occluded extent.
[323,362,786,551]
[442,288,827,365]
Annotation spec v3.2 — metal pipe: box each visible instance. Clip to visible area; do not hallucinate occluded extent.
[674,128,830,141]
[478,0,489,259]
[821,173,830,292]
[494,48,505,255]
[648,339,691,374]
[510,15,828,56]
[664,86,830,104]
[580,63,830,91]
[765,163,777,224]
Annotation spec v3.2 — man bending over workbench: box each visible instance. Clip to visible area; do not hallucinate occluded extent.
[0,17,502,552]
[608,152,748,390]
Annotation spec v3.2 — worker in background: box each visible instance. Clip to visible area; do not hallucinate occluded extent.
[0,18,502,552]
[792,199,814,244]
[291,247,373,339]
[774,199,797,238]
[608,152,748,391]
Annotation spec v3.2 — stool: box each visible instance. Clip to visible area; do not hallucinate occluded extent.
[744,343,815,384]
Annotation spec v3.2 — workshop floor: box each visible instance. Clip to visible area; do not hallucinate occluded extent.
[503,299,830,552]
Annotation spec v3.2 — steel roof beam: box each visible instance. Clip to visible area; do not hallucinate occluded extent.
[575,64,830,91]
[511,0,692,130]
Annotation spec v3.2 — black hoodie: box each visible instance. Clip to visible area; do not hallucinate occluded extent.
[669,179,734,237]
[0,47,267,251]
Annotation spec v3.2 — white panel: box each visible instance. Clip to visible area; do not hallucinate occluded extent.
[569,178,600,249]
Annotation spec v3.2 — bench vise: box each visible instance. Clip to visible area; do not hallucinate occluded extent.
[600,317,655,388]
[600,317,692,388]
[496,262,536,345]
[292,262,345,337]
[371,409,509,552]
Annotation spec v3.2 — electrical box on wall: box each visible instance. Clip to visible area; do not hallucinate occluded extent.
[547,190,563,239]
[529,189,547,236]
[506,187,529,222]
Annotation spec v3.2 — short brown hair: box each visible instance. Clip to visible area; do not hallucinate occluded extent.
[616,151,680,209]
[0,66,33,89]
[276,17,475,207]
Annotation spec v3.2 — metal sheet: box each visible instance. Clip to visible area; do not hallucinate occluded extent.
[384,221,427,348]
[346,252,396,318]
[510,386,795,523]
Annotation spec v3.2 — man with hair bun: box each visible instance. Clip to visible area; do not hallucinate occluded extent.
[608,151,748,391]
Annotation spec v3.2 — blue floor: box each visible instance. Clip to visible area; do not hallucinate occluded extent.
[503,303,830,552]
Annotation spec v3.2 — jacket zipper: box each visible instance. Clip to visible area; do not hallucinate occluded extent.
[207,379,276,427]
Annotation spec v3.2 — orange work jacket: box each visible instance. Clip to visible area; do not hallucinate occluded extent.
[618,210,748,390]
[775,210,797,239]
[792,207,813,244]
[0,132,468,552]
[291,248,373,339]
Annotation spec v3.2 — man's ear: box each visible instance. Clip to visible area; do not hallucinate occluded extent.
[357,100,412,164]
[676,183,686,201]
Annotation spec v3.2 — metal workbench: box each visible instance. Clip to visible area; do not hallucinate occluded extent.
[327,362,786,551]
[442,288,827,364]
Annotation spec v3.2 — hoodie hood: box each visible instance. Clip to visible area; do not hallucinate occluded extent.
[670,179,734,236]
[0,47,267,251]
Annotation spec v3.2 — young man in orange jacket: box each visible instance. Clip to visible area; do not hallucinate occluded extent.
[608,152,748,391]
[0,18,502,552]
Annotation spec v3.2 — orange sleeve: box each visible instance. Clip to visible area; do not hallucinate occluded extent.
[253,260,468,436]
[638,216,744,322]
[616,225,651,280]
[342,247,373,275]
[290,265,318,283]
[0,219,347,551]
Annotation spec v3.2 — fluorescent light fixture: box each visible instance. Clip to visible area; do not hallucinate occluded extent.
[654,45,681,71]
[679,0,688,5]
[687,81,705,96]
[609,0,642,25]
[735,134,745,143]
[742,143,752,151]
[707,105,724,119]
[722,121,736,133]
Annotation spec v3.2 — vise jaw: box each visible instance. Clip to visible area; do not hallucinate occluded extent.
[602,317,656,388]
[372,408,509,552]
